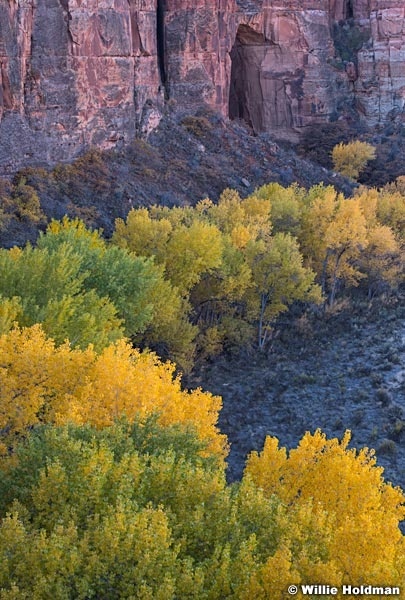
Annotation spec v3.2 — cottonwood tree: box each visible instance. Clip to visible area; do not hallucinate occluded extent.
[0,325,225,457]
[332,140,376,180]
[0,424,403,598]
[245,233,321,349]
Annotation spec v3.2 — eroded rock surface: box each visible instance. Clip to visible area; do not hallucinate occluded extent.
[0,0,162,173]
[1,0,405,171]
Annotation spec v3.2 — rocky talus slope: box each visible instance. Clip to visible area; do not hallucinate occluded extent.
[190,297,405,490]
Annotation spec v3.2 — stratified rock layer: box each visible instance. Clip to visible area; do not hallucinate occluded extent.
[1,0,405,171]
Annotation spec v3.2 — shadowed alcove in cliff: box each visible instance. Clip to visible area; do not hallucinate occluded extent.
[228,24,294,133]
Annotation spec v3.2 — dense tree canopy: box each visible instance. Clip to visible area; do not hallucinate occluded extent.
[0,423,403,599]
[0,177,404,598]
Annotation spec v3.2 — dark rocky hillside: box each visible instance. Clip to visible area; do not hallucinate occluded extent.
[1,111,353,248]
[189,296,405,490]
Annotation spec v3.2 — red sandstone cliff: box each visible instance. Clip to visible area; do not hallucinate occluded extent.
[1,0,405,172]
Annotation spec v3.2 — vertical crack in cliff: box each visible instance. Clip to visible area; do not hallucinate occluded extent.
[345,0,354,20]
[59,0,76,54]
[156,0,169,99]
[1,61,14,110]
[229,26,265,129]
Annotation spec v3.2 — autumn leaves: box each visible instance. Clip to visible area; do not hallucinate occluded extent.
[0,326,225,458]
[0,183,403,371]
[0,181,404,597]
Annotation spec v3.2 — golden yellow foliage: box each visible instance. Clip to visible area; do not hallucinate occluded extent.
[332,141,376,180]
[376,191,405,240]
[0,326,226,458]
[245,429,405,589]
[299,189,369,303]
[0,423,404,599]
[113,208,172,258]
[299,185,339,274]
[361,225,403,295]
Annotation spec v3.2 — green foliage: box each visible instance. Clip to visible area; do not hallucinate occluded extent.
[245,233,321,348]
[0,423,403,599]
[0,218,170,351]
[251,182,304,235]
[37,217,159,335]
[0,296,22,335]
[2,179,402,364]
[0,421,258,599]
[0,241,123,351]
[9,180,46,224]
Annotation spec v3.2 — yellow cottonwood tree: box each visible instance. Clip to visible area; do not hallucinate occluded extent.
[323,198,368,303]
[0,326,226,458]
[299,184,339,275]
[0,325,91,444]
[250,182,304,236]
[332,140,376,180]
[1,423,403,599]
[164,221,223,294]
[299,188,368,303]
[244,429,405,589]
[360,225,403,297]
[376,191,405,241]
[112,208,173,259]
[201,188,272,244]
[113,207,223,297]
[67,340,225,457]
[245,233,321,348]
[355,189,403,296]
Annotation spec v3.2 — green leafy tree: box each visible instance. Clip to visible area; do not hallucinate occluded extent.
[0,296,22,335]
[0,242,123,350]
[250,182,304,236]
[38,217,159,336]
[245,233,321,348]
[114,209,223,297]
[0,424,404,599]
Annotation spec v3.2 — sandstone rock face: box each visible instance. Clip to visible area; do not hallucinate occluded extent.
[1,0,405,171]
[0,0,162,173]
[355,1,405,125]
[165,0,405,138]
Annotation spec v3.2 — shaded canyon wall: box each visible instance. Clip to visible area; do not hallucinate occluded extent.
[1,0,405,171]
